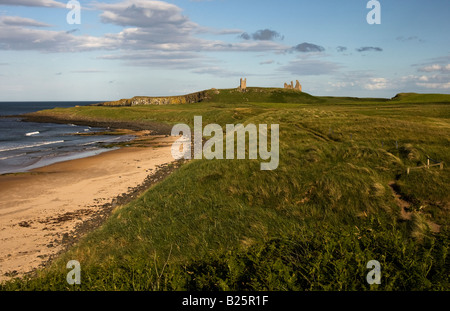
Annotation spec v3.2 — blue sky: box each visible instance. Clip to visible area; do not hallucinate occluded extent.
[0,0,448,101]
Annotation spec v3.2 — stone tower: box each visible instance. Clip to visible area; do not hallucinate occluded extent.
[240,78,247,91]
[295,80,302,92]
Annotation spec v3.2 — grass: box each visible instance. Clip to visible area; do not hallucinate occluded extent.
[2,89,449,291]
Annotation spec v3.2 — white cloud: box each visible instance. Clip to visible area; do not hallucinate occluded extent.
[280,58,340,76]
[329,81,355,88]
[0,15,51,27]
[404,56,450,90]
[418,64,450,73]
[96,1,287,53]
[0,0,289,56]
[401,74,450,90]
[71,69,106,73]
[396,36,424,42]
[364,78,388,90]
[328,72,393,92]
[416,82,450,89]
[97,0,195,29]
[260,60,274,65]
[98,51,207,69]
[0,0,65,8]
[192,66,244,77]
[213,29,244,35]
[0,0,289,73]
[0,24,116,52]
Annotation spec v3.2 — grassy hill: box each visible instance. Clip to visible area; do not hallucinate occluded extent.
[3,90,449,290]
[203,88,324,104]
[390,93,450,103]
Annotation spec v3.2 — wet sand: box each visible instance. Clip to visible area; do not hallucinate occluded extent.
[0,134,178,282]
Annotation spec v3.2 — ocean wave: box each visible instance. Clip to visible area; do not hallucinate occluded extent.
[0,153,26,160]
[25,131,40,136]
[0,140,65,153]
[81,141,98,146]
[81,136,119,146]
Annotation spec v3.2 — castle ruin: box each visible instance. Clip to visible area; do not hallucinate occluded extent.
[284,80,302,92]
[236,78,302,92]
[239,78,247,91]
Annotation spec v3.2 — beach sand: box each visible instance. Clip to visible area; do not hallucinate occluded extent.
[0,134,178,282]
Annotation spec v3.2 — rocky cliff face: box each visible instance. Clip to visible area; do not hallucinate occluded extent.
[100,90,211,107]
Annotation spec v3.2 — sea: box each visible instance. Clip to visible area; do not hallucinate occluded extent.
[0,102,134,175]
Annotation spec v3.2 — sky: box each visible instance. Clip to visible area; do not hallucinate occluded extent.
[0,0,449,101]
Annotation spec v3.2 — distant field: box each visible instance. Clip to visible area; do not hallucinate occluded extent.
[3,90,449,290]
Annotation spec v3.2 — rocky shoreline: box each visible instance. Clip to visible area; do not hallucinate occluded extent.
[96,90,211,107]
[18,114,174,135]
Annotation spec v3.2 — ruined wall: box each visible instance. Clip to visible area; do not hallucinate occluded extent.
[284,80,302,91]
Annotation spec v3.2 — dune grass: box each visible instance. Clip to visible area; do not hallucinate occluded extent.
[2,90,449,291]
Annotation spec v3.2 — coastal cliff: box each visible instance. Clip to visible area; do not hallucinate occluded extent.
[98,90,212,107]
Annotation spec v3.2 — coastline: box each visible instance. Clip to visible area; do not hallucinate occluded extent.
[0,112,142,175]
[20,113,174,135]
[0,133,180,282]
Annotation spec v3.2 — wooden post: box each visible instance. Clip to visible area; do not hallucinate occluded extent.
[407,167,410,175]
[440,163,444,170]
[427,158,430,169]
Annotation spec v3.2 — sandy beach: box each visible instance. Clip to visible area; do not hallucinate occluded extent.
[0,134,178,282]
